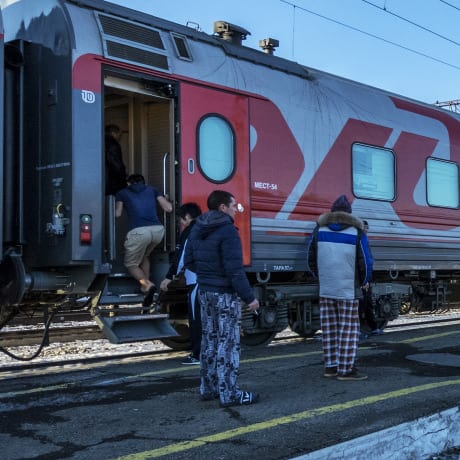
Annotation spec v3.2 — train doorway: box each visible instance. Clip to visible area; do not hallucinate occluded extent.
[102,74,177,303]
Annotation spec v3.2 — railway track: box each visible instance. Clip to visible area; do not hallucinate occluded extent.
[2,308,460,348]
[0,324,104,347]
[1,309,460,371]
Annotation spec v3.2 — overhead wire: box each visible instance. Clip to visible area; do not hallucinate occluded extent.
[439,0,460,13]
[362,0,460,47]
[280,0,460,72]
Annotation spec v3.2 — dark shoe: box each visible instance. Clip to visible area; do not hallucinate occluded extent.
[142,286,157,307]
[323,366,337,378]
[182,355,200,365]
[337,368,368,381]
[371,328,383,335]
[220,391,259,407]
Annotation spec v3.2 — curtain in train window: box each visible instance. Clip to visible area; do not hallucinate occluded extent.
[352,143,395,200]
[198,115,235,182]
[426,158,459,208]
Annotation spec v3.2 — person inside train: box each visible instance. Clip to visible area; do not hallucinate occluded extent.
[160,202,203,365]
[105,124,128,196]
[307,194,373,380]
[359,220,382,338]
[115,174,173,306]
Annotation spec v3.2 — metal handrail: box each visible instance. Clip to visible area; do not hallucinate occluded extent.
[162,152,169,251]
[107,195,116,261]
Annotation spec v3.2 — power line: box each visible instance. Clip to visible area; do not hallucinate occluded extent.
[280,0,460,71]
[439,0,460,13]
[363,0,460,47]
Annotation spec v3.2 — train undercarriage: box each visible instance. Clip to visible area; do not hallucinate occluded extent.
[0,251,457,358]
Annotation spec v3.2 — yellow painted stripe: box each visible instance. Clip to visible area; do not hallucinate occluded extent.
[400,330,458,344]
[113,351,324,382]
[0,383,71,399]
[116,379,460,460]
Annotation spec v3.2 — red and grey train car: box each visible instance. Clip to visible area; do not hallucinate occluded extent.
[0,0,458,348]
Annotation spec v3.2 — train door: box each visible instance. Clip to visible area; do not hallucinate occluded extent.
[179,83,251,264]
[102,74,177,302]
[0,11,3,261]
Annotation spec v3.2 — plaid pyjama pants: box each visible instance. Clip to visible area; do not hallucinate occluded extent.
[320,296,360,375]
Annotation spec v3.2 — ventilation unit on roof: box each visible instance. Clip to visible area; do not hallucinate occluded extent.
[213,21,251,46]
[95,13,170,71]
[259,38,279,55]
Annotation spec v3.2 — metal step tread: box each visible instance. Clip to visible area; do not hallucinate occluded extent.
[101,313,169,321]
[93,311,178,344]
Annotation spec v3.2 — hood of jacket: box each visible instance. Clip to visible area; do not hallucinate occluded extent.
[128,183,147,193]
[317,211,363,232]
[194,210,234,239]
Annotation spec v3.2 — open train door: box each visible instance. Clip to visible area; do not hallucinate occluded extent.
[0,9,3,260]
[179,83,251,264]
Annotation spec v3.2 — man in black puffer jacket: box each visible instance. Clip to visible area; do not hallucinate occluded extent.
[184,190,260,407]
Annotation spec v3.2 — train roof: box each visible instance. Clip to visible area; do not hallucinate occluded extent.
[66,1,452,113]
[0,0,452,114]
[67,0,311,79]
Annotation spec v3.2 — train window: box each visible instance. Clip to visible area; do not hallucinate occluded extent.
[170,33,193,61]
[426,158,459,208]
[198,116,235,182]
[352,143,395,200]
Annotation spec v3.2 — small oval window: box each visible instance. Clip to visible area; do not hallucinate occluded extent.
[198,115,235,182]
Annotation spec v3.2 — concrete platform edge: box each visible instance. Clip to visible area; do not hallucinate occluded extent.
[291,406,460,460]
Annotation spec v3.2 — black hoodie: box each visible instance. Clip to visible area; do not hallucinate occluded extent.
[184,210,255,304]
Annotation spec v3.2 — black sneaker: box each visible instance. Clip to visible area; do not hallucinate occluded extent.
[337,368,368,381]
[220,391,259,407]
[182,356,200,365]
[142,286,157,307]
[323,366,337,378]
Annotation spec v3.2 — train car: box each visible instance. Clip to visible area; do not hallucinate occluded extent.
[0,0,459,351]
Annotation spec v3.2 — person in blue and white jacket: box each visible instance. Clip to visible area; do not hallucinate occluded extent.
[307,194,373,381]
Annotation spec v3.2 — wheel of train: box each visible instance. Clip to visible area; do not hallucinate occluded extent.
[375,318,389,330]
[241,332,276,346]
[294,329,319,338]
[161,321,191,351]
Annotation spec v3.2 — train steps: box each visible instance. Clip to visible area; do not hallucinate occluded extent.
[95,274,178,344]
[94,313,178,344]
[99,273,144,305]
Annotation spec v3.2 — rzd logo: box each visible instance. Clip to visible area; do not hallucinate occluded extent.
[81,90,95,103]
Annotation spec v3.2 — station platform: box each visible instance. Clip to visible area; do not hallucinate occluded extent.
[1,316,460,459]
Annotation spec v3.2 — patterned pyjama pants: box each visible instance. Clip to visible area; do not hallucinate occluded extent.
[199,290,242,405]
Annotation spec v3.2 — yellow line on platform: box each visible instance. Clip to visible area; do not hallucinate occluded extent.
[116,379,460,460]
[400,330,458,344]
